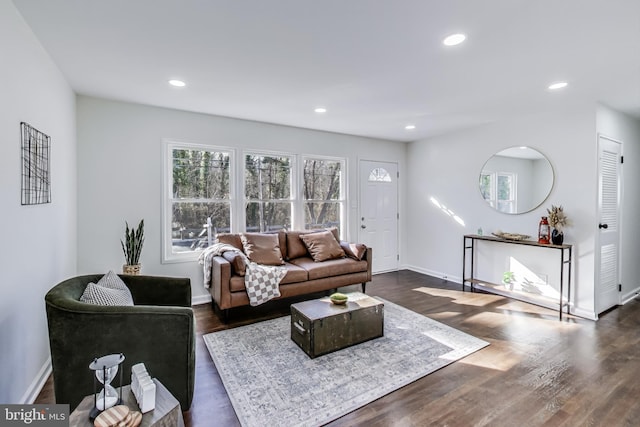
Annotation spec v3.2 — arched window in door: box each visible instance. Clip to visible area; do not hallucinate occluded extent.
[368,167,392,182]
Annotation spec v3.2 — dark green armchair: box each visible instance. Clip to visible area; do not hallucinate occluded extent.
[45,274,195,411]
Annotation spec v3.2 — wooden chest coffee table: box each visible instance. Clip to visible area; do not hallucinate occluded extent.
[290,293,384,358]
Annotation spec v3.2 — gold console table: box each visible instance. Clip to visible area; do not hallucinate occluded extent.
[462,234,572,320]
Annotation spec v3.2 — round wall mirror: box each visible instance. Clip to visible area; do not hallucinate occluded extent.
[479,146,554,214]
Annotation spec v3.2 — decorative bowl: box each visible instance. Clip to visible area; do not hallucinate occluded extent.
[329,292,348,305]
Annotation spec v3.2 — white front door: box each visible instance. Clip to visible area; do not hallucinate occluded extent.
[596,135,622,314]
[359,160,399,273]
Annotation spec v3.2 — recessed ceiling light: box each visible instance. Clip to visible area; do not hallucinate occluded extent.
[443,33,466,46]
[168,79,186,87]
[548,81,568,90]
[314,107,327,113]
[405,124,416,130]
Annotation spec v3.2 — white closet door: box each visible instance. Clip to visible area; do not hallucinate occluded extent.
[596,135,622,314]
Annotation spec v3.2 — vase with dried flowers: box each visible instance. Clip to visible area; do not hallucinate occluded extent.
[547,205,568,245]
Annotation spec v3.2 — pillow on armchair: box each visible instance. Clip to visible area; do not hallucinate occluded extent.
[79,270,134,306]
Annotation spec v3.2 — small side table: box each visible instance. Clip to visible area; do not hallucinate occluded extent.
[69,379,184,427]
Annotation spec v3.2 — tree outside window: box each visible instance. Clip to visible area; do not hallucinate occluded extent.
[244,154,292,232]
[170,147,232,254]
[303,158,343,233]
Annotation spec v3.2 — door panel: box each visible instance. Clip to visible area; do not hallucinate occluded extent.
[359,161,398,273]
[596,135,622,314]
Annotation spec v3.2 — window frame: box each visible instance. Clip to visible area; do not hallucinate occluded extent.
[162,139,236,263]
[162,142,348,263]
[480,170,517,214]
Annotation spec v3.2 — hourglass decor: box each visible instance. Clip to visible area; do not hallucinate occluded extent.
[89,353,125,420]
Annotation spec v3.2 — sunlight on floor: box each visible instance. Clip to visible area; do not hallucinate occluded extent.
[413,286,503,307]
[413,287,581,329]
[457,344,524,372]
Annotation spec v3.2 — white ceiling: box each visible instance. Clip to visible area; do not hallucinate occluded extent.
[13,0,640,142]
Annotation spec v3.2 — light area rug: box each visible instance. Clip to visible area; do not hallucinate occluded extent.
[204,298,489,427]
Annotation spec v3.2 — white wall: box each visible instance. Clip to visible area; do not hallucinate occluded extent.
[597,104,640,303]
[76,96,405,303]
[405,107,599,319]
[0,0,76,403]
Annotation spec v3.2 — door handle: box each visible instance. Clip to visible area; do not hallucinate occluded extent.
[599,223,608,229]
[361,225,367,229]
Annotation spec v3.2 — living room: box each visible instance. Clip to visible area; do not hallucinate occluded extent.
[3,0,640,424]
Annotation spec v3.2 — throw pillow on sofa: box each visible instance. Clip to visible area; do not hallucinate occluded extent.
[79,270,134,306]
[241,233,285,265]
[286,227,340,260]
[340,241,367,260]
[215,233,244,251]
[300,230,346,262]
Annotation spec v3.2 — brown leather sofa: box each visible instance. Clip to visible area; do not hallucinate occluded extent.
[208,229,372,320]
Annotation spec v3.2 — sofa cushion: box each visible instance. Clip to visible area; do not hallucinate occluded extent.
[222,251,247,276]
[290,257,368,280]
[79,271,134,306]
[216,233,243,251]
[280,262,309,284]
[300,230,345,262]
[241,232,284,265]
[229,262,307,291]
[286,227,340,260]
[340,241,367,261]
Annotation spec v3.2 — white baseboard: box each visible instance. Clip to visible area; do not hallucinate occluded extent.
[621,287,640,305]
[192,293,212,306]
[403,264,462,284]
[21,357,52,404]
[571,306,598,321]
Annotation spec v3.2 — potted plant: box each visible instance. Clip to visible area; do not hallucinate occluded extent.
[121,219,144,275]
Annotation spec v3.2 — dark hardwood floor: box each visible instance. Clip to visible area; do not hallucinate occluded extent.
[36,271,640,426]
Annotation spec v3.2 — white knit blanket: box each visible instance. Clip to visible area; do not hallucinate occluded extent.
[198,243,286,306]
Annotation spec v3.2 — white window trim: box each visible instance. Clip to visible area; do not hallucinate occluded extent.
[162,139,236,264]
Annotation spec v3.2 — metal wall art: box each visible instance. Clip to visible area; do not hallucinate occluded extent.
[21,122,51,205]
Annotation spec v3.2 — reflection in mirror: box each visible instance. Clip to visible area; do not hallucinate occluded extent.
[479,147,554,214]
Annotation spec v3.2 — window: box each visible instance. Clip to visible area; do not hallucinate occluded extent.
[368,167,391,182]
[163,142,347,262]
[163,142,233,262]
[480,171,516,214]
[244,153,292,232]
[303,157,345,234]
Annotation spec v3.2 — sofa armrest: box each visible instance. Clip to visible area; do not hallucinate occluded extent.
[210,256,232,309]
[121,275,192,307]
[363,247,373,281]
